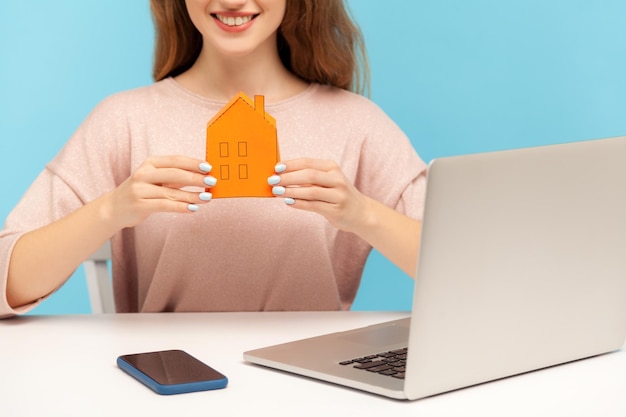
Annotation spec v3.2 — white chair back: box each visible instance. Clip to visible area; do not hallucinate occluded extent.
[84,241,115,314]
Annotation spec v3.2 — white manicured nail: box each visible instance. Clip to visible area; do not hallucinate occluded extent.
[268,175,281,185]
[204,176,217,187]
[272,186,286,195]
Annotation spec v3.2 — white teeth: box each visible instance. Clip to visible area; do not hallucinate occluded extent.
[217,14,252,27]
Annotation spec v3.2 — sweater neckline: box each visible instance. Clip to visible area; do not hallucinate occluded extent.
[162,77,320,110]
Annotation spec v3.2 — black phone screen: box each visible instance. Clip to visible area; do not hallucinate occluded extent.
[119,350,226,385]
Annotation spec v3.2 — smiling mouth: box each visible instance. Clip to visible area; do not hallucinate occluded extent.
[212,14,259,27]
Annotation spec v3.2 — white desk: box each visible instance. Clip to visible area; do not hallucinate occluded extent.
[1,312,624,417]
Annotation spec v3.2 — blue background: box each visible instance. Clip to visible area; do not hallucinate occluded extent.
[1,1,625,314]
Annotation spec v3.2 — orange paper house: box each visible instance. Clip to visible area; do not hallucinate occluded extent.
[206,92,280,198]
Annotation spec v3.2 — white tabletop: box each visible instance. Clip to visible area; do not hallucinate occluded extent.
[1,311,625,417]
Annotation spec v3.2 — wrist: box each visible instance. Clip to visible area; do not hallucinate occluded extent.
[92,191,126,234]
[346,195,381,237]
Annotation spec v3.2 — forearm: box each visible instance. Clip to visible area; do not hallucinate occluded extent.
[355,197,421,278]
[6,194,119,308]
[5,155,214,308]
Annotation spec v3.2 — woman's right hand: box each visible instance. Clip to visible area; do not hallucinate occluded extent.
[104,155,217,229]
[6,154,217,309]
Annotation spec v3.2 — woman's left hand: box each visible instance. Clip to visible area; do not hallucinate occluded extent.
[268,158,422,278]
[267,158,372,233]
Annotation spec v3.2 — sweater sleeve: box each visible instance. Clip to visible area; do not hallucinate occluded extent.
[0,94,131,318]
[351,97,428,220]
[0,171,86,317]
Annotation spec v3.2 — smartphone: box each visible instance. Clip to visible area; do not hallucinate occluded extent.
[117,349,228,395]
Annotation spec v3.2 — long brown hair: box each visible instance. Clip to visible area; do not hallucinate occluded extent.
[150,0,369,95]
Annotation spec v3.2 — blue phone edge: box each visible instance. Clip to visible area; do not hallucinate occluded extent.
[116,356,228,395]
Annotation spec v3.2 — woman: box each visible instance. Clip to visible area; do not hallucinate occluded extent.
[0,0,427,317]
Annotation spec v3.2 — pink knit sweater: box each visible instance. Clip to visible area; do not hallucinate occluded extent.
[0,79,427,317]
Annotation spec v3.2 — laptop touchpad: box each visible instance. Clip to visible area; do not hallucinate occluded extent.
[339,325,409,348]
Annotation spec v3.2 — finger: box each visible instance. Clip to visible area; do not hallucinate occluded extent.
[155,185,213,204]
[131,182,209,204]
[272,168,342,188]
[273,184,340,204]
[149,155,213,174]
[274,158,338,174]
[135,165,217,190]
[282,198,332,213]
[138,189,211,214]
[119,186,206,223]
[162,171,217,190]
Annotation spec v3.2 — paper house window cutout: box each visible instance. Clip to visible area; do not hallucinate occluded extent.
[238,142,247,157]
[220,142,229,157]
[220,165,230,180]
[206,92,280,198]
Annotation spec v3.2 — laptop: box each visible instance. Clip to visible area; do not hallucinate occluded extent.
[243,136,626,400]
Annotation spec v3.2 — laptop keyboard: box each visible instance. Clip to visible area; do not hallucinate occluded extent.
[339,347,407,379]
